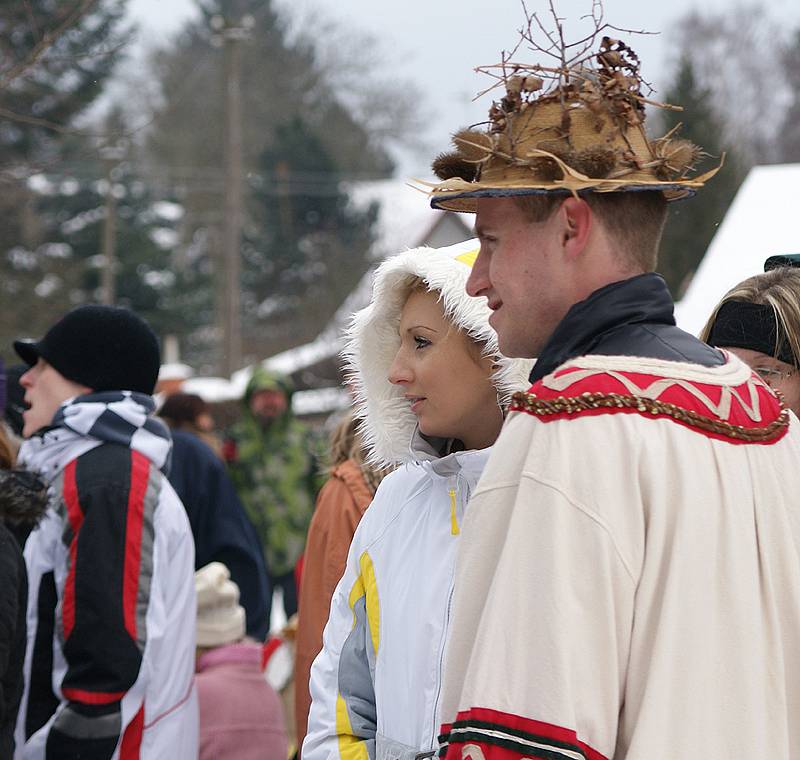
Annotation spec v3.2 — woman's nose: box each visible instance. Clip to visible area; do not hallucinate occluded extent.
[388,349,412,385]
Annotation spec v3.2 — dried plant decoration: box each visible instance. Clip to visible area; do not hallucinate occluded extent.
[420,0,722,212]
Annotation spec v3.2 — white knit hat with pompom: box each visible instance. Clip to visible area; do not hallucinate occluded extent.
[195,562,246,647]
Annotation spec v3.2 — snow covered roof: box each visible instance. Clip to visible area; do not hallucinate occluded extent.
[348,178,471,260]
[675,163,800,336]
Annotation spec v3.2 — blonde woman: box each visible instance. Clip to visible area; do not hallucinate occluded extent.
[702,266,800,415]
[303,240,532,760]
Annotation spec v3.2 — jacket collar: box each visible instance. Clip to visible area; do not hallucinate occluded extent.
[530,272,675,383]
[18,391,172,480]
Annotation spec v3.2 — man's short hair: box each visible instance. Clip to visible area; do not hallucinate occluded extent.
[513,191,668,272]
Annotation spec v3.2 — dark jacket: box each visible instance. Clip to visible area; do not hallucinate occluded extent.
[168,429,271,640]
[0,469,47,758]
[530,272,724,384]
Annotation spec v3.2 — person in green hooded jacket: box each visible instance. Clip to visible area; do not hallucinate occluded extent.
[224,367,321,622]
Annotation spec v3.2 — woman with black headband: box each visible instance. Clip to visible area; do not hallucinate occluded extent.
[702,267,800,415]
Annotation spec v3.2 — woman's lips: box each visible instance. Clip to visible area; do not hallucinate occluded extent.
[408,397,425,413]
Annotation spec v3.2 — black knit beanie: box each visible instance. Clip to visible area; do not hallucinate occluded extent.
[13,305,161,395]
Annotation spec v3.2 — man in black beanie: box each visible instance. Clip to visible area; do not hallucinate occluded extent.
[12,305,199,758]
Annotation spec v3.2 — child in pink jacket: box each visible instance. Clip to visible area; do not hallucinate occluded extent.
[195,562,288,760]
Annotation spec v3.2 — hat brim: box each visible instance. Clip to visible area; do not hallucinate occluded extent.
[13,340,41,367]
[428,182,699,213]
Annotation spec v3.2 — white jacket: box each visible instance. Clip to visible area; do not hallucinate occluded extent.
[303,240,532,760]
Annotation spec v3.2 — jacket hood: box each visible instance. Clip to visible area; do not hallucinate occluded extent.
[243,366,295,406]
[343,239,533,467]
[0,469,49,527]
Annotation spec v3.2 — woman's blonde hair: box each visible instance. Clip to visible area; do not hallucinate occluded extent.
[0,426,14,470]
[700,267,800,365]
[401,275,490,366]
[327,412,391,495]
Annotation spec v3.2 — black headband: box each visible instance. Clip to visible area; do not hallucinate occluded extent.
[707,300,796,366]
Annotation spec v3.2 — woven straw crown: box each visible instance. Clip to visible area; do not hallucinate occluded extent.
[425,36,720,212]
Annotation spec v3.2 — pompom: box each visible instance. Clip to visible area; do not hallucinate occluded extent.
[432,152,478,182]
[573,147,617,178]
[653,137,706,178]
[452,129,493,162]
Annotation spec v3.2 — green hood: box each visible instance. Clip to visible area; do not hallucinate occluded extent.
[243,366,295,407]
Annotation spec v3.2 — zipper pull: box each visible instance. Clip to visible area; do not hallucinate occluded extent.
[449,487,459,536]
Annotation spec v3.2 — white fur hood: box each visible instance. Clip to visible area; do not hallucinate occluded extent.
[343,239,534,467]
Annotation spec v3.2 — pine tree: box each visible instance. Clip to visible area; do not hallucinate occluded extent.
[777,29,800,163]
[33,153,209,341]
[657,55,747,297]
[0,0,129,170]
[243,116,376,357]
[0,1,129,361]
[143,0,392,364]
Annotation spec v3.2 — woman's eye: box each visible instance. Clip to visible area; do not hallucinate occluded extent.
[413,336,431,349]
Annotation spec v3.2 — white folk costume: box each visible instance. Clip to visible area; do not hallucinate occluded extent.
[436,275,800,760]
[303,241,532,760]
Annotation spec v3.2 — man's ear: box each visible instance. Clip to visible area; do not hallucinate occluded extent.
[559,196,592,261]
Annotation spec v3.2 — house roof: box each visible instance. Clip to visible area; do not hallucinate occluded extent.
[675,163,800,335]
[348,178,470,259]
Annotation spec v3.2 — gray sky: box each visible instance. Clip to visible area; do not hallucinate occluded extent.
[128,0,800,174]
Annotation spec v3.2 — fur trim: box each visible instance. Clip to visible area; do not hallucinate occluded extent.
[0,469,49,527]
[342,239,534,467]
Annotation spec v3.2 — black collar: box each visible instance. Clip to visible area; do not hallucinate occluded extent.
[530,273,677,383]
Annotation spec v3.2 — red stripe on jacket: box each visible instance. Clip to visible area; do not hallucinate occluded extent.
[61,687,126,705]
[120,703,145,759]
[442,706,608,760]
[124,451,150,641]
[61,459,84,640]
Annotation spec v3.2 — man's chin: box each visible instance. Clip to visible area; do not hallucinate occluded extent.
[497,332,538,361]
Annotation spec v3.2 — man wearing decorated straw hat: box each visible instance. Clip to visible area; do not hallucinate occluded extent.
[426,12,800,760]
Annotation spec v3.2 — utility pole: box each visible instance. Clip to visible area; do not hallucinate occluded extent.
[99,143,126,306]
[212,13,253,377]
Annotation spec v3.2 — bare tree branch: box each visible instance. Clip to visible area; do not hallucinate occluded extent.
[0,0,100,90]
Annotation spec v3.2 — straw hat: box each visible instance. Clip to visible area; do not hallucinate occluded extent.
[426,36,720,212]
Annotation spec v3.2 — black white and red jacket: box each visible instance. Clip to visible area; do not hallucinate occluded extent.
[14,392,198,760]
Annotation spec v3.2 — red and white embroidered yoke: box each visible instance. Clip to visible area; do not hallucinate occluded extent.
[439,353,800,760]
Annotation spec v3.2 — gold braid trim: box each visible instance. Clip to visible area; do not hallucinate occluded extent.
[510,390,791,443]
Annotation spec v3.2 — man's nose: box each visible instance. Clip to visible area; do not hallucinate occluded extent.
[466,249,489,297]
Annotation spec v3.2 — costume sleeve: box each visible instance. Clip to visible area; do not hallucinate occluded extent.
[303,513,379,760]
[439,468,636,760]
[44,449,157,760]
[295,476,364,747]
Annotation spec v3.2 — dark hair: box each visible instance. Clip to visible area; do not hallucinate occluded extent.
[159,393,209,429]
[513,191,668,271]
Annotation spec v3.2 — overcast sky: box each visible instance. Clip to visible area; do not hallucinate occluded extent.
[128,0,800,174]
